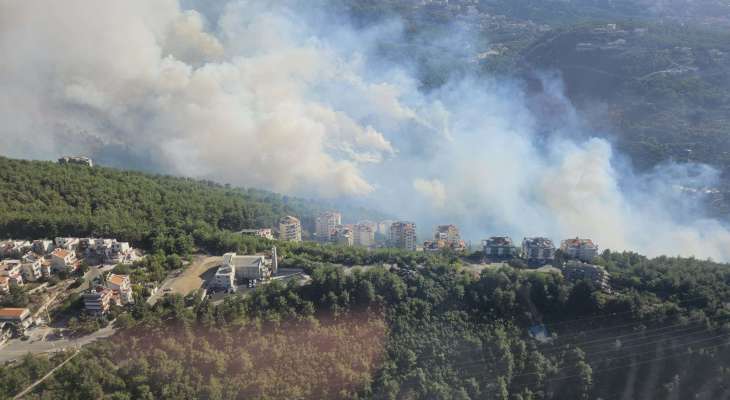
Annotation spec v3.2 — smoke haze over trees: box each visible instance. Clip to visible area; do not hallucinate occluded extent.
[2,0,730,259]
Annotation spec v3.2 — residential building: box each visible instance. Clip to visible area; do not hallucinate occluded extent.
[483,236,518,260]
[354,223,376,247]
[0,277,9,294]
[40,259,52,278]
[0,308,33,332]
[21,258,42,282]
[560,238,599,262]
[563,261,611,292]
[435,225,460,242]
[58,155,93,167]
[389,221,417,251]
[315,211,342,241]
[522,237,556,266]
[332,225,354,246]
[0,241,31,258]
[32,240,54,254]
[83,287,118,315]
[278,216,302,242]
[378,220,394,236]
[54,237,79,252]
[0,260,24,286]
[106,274,134,304]
[238,228,274,240]
[222,247,278,281]
[425,225,467,252]
[51,248,77,273]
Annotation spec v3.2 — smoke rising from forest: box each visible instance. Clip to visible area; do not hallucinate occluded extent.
[1,0,729,259]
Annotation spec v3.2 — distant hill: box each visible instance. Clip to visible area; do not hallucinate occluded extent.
[516,22,730,177]
[0,156,387,251]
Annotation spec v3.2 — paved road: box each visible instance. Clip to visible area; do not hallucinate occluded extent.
[0,324,116,364]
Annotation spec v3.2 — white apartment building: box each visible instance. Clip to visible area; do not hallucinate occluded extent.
[51,248,77,273]
[560,238,599,262]
[278,216,302,242]
[315,211,342,241]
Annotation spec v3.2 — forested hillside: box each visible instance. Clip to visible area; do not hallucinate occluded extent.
[2,247,730,399]
[0,157,384,253]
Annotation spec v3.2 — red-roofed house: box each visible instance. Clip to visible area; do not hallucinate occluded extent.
[107,274,134,304]
[51,248,77,273]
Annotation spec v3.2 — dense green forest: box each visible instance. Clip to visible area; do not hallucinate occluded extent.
[0,157,384,253]
[2,244,730,399]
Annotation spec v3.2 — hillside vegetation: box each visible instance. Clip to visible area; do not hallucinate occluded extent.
[0,157,382,253]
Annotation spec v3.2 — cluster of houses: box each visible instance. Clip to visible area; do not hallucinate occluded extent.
[483,236,610,291]
[0,237,137,294]
[83,273,134,315]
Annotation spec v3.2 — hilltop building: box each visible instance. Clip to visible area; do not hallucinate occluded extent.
[560,238,599,262]
[425,225,467,252]
[522,237,556,266]
[563,261,611,292]
[58,155,93,167]
[278,216,302,242]
[238,228,274,240]
[211,247,279,292]
[483,236,518,260]
[389,221,417,251]
[315,211,342,241]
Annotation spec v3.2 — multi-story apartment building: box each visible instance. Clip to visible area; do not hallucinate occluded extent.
[83,287,119,315]
[560,238,599,262]
[522,237,556,266]
[315,211,342,241]
[31,240,54,255]
[278,216,302,242]
[54,237,79,252]
[51,248,77,273]
[107,274,134,304]
[378,220,394,236]
[20,259,42,282]
[389,221,417,251]
[483,236,518,260]
[0,260,24,286]
[563,261,611,292]
[426,225,467,252]
[354,222,376,247]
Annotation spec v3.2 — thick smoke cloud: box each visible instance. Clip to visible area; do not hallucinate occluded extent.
[1,0,730,260]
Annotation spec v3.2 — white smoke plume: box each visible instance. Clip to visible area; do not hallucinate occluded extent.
[1,0,730,260]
